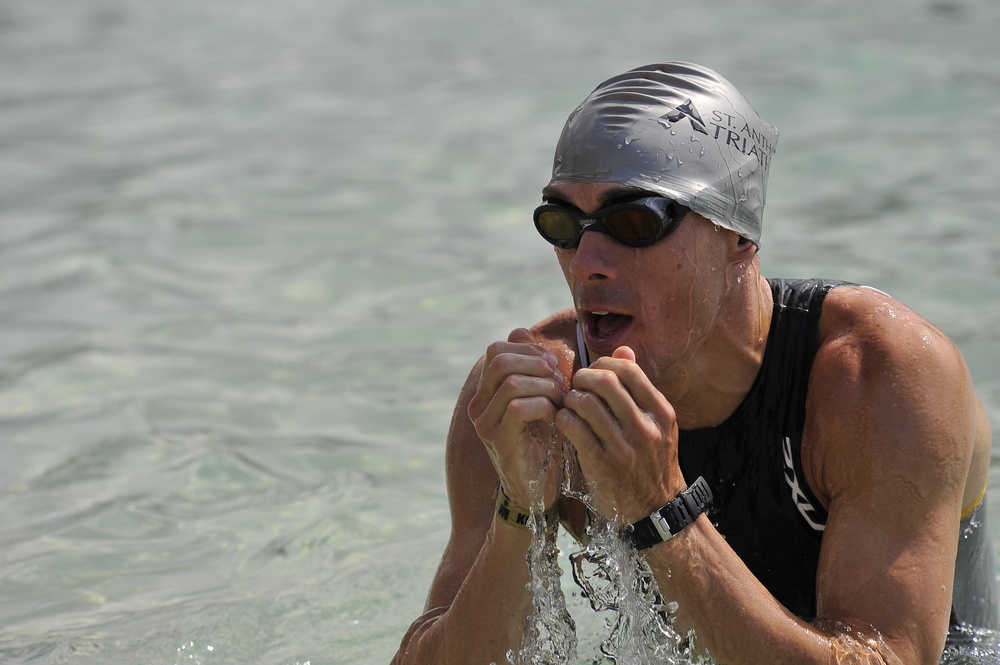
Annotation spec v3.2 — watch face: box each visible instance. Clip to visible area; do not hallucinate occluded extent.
[651,512,676,542]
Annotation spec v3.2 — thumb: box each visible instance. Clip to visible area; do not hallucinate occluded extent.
[612,346,636,362]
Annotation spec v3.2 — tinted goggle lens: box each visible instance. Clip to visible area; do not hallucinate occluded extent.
[533,196,688,248]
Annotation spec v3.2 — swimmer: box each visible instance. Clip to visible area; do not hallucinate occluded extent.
[391,62,997,665]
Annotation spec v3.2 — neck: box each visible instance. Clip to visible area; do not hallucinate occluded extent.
[662,270,773,430]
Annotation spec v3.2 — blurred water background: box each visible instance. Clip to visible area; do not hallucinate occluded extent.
[0,0,998,663]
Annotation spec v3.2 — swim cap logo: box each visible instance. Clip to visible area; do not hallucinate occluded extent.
[662,99,709,135]
[660,99,777,173]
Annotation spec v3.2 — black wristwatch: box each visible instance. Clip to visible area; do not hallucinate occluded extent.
[628,477,713,550]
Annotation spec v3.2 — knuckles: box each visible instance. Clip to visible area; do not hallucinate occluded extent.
[585,368,622,393]
[567,389,605,413]
[497,373,524,397]
[484,340,512,361]
[505,395,557,422]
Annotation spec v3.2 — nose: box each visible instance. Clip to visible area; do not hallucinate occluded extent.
[567,229,620,283]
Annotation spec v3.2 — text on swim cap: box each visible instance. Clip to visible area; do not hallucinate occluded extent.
[662,99,776,172]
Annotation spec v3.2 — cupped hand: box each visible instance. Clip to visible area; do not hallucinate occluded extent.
[555,346,686,524]
[468,328,568,511]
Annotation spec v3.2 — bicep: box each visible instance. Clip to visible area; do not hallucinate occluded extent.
[806,306,977,662]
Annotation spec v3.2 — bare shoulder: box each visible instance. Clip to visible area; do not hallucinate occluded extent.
[814,285,966,373]
[804,284,986,509]
[814,284,972,399]
[529,307,581,376]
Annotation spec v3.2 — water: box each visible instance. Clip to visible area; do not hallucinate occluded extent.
[0,0,998,663]
[569,521,689,664]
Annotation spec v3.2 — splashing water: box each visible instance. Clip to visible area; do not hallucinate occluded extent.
[517,505,579,665]
[941,625,1000,665]
[570,518,693,665]
[513,431,578,665]
[512,432,700,664]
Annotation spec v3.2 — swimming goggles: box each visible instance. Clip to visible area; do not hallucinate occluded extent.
[533,195,690,249]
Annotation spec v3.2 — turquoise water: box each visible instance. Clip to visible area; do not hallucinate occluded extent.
[0,0,998,663]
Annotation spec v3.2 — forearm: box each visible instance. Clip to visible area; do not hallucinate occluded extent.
[649,516,903,665]
[393,520,540,665]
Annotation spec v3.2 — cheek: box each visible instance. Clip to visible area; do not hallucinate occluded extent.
[636,248,722,335]
[555,248,574,281]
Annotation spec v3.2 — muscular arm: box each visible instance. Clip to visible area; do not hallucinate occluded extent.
[391,361,541,665]
[392,322,576,664]
[558,288,983,664]
[803,287,980,660]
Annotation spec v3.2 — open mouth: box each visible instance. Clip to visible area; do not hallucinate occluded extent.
[586,310,634,340]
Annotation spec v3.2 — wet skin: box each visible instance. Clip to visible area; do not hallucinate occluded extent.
[392,181,992,665]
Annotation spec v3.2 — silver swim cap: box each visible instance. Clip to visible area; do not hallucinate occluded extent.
[548,62,778,246]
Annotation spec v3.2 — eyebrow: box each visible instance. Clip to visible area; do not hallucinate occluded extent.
[540,184,654,207]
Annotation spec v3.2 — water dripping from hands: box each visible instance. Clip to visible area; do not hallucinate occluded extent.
[515,425,704,664]
[516,424,578,665]
[569,518,695,664]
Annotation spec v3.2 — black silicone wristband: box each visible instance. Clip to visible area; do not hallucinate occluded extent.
[628,477,713,550]
[493,483,559,530]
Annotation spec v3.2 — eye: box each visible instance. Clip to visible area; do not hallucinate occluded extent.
[537,210,578,241]
[606,209,661,241]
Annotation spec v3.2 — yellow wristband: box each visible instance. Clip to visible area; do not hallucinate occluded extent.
[493,484,559,530]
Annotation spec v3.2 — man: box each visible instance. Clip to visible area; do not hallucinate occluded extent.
[392,62,997,664]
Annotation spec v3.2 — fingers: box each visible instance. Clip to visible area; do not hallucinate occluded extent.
[474,329,564,404]
[468,327,567,451]
[554,397,611,463]
[565,347,674,442]
[555,346,680,521]
[593,347,670,420]
[558,386,623,455]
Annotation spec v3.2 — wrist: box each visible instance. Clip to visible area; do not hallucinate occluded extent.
[627,477,713,550]
[493,483,560,532]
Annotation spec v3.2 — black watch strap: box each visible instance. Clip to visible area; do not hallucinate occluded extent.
[628,477,713,550]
